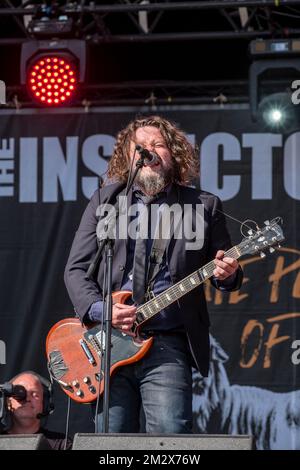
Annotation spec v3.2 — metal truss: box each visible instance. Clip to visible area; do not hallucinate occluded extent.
[1,1,300,106]
[4,77,293,108]
[1,1,300,44]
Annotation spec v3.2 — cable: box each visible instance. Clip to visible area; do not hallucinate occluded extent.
[217,209,283,244]
[216,208,259,235]
[240,219,260,239]
[271,10,300,19]
[286,6,300,15]
[63,396,71,451]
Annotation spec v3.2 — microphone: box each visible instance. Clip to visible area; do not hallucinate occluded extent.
[0,383,27,402]
[135,144,159,166]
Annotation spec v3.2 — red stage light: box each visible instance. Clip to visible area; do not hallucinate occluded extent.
[27,55,78,106]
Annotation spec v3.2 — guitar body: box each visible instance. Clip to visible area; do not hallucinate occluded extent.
[46,291,153,403]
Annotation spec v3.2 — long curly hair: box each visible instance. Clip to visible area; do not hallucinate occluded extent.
[106,115,199,185]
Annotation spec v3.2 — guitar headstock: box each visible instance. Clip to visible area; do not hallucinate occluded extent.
[238,218,284,258]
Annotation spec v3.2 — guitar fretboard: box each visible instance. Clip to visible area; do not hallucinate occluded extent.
[135,245,241,325]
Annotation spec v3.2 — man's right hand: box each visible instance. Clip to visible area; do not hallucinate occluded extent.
[112,303,137,334]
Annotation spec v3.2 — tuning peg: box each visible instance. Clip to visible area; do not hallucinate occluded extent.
[247,229,254,236]
[260,252,266,258]
[269,247,275,253]
[264,220,270,225]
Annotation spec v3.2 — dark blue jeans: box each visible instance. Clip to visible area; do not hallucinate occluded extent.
[95,333,193,433]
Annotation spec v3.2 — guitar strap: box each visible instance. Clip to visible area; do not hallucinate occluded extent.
[145,185,181,301]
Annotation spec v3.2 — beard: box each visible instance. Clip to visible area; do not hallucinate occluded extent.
[135,163,174,196]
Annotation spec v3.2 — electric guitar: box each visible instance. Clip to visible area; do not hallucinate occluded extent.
[46,218,284,403]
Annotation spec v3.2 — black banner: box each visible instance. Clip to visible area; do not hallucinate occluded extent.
[0,106,299,449]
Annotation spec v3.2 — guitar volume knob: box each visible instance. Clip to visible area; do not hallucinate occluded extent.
[83,376,91,385]
[76,389,84,397]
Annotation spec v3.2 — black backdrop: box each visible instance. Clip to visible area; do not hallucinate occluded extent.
[0,105,299,449]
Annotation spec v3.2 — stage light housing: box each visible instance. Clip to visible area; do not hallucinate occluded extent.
[250,39,300,58]
[21,40,86,106]
[27,17,74,38]
[249,39,300,122]
[27,54,77,106]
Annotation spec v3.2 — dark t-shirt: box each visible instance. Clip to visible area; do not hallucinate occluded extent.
[39,427,72,450]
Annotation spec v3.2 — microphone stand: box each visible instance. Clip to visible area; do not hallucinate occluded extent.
[86,153,146,433]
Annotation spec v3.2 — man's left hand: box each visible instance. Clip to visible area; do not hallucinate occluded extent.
[213,250,239,281]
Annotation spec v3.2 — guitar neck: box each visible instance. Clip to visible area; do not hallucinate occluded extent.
[135,245,241,325]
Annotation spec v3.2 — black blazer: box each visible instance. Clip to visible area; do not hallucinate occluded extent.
[64,182,243,376]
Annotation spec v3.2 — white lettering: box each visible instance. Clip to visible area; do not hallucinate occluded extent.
[0,138,14,197]
[43,136,78,202]
[81,134,112,199]
[19,138,38,202]
[291,80,300,105]
[200,132,241,201]
[284,132,300,200]
[291,339,300,365]
[243,133,282,200]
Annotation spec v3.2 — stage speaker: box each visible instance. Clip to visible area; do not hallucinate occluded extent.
[72,433,253,450]
[0,434,51,450]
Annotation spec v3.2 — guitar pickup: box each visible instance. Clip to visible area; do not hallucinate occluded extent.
[79,339,96,365]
